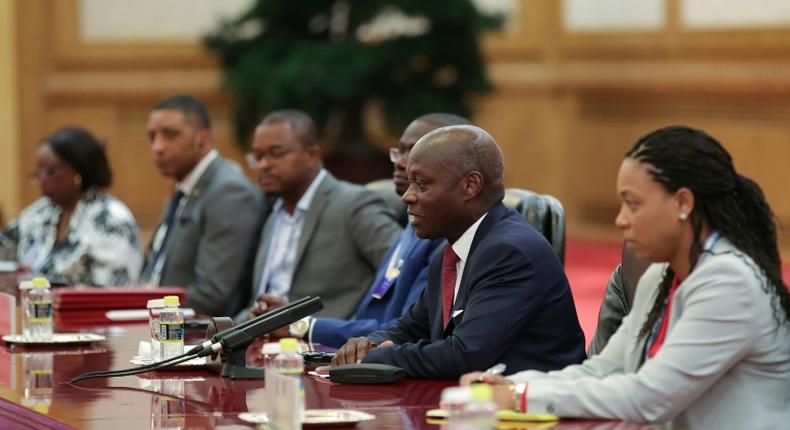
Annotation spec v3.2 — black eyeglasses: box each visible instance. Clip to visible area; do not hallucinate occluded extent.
[245,147,295,168]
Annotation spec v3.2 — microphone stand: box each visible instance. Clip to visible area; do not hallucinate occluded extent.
[217,296,323,379]
[69,296,323,383]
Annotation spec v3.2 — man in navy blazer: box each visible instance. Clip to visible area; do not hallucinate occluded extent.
[333,125,586,379]
[259,114,469,347]
[308,114,475,346]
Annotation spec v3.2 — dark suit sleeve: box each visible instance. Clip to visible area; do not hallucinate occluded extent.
[312,318,385,348]
[347,190,402,269]
[363,242,548,379]
[311,257,433,348]
[187,182,262,316]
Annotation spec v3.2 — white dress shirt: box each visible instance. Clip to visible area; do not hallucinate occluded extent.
[448,212,487,302]
[258,169,327,298]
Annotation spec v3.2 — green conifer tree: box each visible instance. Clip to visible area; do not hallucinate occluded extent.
[205,0,500,149]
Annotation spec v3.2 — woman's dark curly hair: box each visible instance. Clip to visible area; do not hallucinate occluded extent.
[44,126,112,191]
[626,126,790,338]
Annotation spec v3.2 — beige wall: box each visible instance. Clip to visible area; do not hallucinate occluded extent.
[0,0,20,223]
[9,0,790,248]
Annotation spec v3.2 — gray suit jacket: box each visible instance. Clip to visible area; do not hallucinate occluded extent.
[509,237,790,428]
[244,173,402,319]
[148,157,263,316]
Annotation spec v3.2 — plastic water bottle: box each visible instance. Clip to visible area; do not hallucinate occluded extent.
[441,384,497,429]
[158,295,184,361]
[271,337,304,429]
[20,277,53,341]
[147,298,165,362]
[463,384,498,429]
[441,386,472,428]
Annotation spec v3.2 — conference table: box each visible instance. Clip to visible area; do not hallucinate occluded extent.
[0,318,653,429]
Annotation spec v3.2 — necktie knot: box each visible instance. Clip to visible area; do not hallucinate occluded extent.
[443,245,460,268]
[171,189,186,204]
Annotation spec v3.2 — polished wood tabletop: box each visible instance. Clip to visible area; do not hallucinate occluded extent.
[0,321,652,429]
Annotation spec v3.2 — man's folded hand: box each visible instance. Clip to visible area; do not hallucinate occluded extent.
[332,337,377,366]
[246,293,289,321]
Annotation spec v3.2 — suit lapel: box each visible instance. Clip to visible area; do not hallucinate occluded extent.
[251,214,277,295]
[428,250,445,339]
[293,174,332,271]
[161,157,221,259]
[441,203,507,337]
[397,225,419,263]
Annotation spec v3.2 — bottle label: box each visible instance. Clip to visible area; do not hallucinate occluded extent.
[160,322,184,343]
[28,302,52,322]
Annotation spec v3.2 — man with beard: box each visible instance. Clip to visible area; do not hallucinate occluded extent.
[240,110,401,320]
[142,94,262,316]
[256,114,471,346]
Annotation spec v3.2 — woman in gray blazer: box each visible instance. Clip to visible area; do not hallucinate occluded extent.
[462,126,790,428]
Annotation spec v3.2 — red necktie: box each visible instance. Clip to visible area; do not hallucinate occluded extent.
[442,245,460,329]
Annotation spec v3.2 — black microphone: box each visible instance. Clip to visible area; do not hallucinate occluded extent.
[218,296,323,353]
[70,297,324,383]
[187,296,316,355]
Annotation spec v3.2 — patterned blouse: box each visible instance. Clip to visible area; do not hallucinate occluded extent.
[0,189,143,287]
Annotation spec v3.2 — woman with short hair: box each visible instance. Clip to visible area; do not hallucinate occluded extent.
[0,126,142,286]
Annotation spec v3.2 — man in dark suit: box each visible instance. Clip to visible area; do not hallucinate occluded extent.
[333,125,586,378]
[270,114,470,346]
[240,110,401,320]
[142,94,262,316]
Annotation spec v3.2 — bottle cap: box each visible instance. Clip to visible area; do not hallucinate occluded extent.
[279,337,298,353]
[18,280,34,290]
[32,277,50,288]
[163,295,180,307]
[146,299,165,309]
[33,402,50,414]
[470,383,493,402]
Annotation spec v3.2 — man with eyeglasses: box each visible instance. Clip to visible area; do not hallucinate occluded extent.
[142,94,262,316]
[239,110,402,322]
[249,113,473,345]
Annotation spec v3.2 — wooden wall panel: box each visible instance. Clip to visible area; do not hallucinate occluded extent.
[11,0,790,250]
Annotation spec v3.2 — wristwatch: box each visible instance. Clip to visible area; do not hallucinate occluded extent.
[288,316,313,338]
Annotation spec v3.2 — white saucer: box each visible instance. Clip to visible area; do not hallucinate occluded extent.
[239,409,376,427]
[2,333,105,345]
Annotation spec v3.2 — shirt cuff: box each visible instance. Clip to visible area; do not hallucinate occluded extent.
[515,382,528,412]
[306,316,317,347]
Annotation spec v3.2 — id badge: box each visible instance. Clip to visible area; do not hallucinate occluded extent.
[371,267,400,299]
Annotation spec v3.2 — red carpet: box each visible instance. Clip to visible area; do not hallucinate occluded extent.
[564,239,790,349]
[564,240,621,349]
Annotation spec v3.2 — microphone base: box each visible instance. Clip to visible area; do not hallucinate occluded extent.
[220,347,265,380]
[221,363,265,379]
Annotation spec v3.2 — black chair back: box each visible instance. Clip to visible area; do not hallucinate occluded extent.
[503,188,566,265]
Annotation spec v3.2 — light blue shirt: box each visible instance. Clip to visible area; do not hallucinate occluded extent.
[258,169,327,298]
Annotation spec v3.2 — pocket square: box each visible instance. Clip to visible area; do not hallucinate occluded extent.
[178,213,193,225]
[452,309,464,318]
